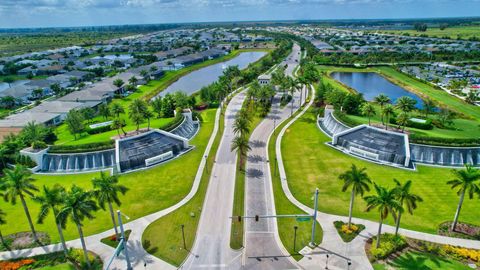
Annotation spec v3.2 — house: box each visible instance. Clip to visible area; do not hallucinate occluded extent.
[37,65,65,75]
[29,101,86,121]
[24,79,54,96]
[58,89,113,104]
[0,85,33,104]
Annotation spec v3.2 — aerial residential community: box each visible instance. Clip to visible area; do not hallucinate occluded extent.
[0,1,479,270]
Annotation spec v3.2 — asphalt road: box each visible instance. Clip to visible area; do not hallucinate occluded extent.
[181,91,247,270]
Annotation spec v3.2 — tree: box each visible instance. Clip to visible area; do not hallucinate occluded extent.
[33,185,68,255]
[128,76,138,86]
[231,135,251,169]
[111,118,126,137]
[130,111,144,132]
[233,115,250,138]
[285,76,296,116]
[294,77,305,107]
[361,103,376,126]
[438,108,454,127]
[373,94,391,125]
[110,102,125,118]
[32,88,43,100]
[364,183,403,248]
[1,166,39,242]
[339,164,371,227]
[98,104,110,120]
[422,98,436,118]
[447,165,480,231]
[0,96,16,110]
[382,105,395,130]
[80,107,95,124]
[392,179,423,235]
[395,96,416,113]
[113,79,124,89]
[3,77,14,88]
[50,83,62,96]
[396,112,410,132]
[150,66,158,73]
[129,98,148,115]
[65,109,85,140]
[92,172,129,241]
[57,185,98,268]
[144,108,154,131]
[465,90,479,105]
[22,122,45,146]
[151,98,163,118]
[0,208,7,249]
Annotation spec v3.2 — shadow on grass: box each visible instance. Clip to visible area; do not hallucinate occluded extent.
[388,251,451,270]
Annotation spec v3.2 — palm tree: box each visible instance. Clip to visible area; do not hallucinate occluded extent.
[92,172,129,241]
[1,166,39,242]
[364,183,403,248]
[339,164,371,227]
[33,185,68,255]
[110,102,125,118]
[233,116,250,138]
[285,77,296,116]
[373,94,391,124]
[144,109,154,131]
[111,118,127,137]
[382,105,395,130]
[447,165,480,231]
[396,112,410,132]
[294,77,304,107]
[422,98,436,118]
[392,179,423,236]
[231,135,251,169]
[361,103,376,126]
[395,96,416,114]
[58,185,98,268]
[128,76,138,86]
[0,208,7,249]
[113,79,124,89]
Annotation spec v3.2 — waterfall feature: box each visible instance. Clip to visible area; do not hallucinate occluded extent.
[42,149,116,172]
[171,116,199,140]
[318,108,349,137]
[410,144,480,167]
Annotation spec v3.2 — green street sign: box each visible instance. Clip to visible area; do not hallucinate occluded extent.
[296,216,311,222]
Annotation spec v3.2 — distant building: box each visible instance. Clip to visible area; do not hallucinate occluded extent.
[258,74,271,85]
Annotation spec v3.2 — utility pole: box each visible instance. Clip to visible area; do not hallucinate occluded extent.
[310,188,319,246]
[117,210,132,270]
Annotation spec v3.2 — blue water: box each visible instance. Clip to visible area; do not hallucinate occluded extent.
[158,51,266,97]
[331,72,425,109]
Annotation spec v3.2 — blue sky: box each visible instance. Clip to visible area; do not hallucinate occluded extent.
[1,0,480,28]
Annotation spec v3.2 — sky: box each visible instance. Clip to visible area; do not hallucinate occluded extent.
[1,0,480,28]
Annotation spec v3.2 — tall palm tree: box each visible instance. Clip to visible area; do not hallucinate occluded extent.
[111,118,127,137]
[447,165,480,231]
[294,77,305,107]
[231,135,251,169]
[110,102,125,118]
[339,164,372,227]
[392,179,423,235]
[92,172,129,241]
[374,94,391,125]
[33,185,68,255]
[233,116,250,138]
[364,183,403,248]
[143,109,154,131]
[58,185,98,268]
[0,208,7,249]
[395,96,416,114]
[1,166,39,242]
[382,105,395,130]
[361,103,376,126]
[285,77,296,116]
[396,112,410,132]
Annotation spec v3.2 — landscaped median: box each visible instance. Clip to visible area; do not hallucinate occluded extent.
[280,107,480,234]
[141,106,225,266]
[0,109,217,242]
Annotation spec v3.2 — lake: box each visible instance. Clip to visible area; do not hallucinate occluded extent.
[331,72,425,109]
[158,51,266,97]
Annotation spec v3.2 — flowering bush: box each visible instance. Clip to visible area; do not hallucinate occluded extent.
[334,221,365,242]
[370,234,407,260]
[443,245,480,262]
[341,224,359,235]
[0,259,35,270]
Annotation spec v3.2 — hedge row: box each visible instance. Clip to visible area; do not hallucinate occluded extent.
[332,110,360,127]
[409,135,480,147]
[160,114,185,132]
[86,124,113,135]
[49,140,115,153]
[390,118,433,130]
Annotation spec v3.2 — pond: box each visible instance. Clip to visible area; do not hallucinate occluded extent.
[331,72,425,109]
[158,51,266,97]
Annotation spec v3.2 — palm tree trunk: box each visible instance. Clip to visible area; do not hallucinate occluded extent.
[147,118,151,131]
[75,222,91,268]
[0,230,7,250]
[20,194,38,242]
[452,190,465,231]
[121,126,127,136]
[116,128,121,138]
[395,212,402,236]
[55,219,68,256]
[376,217,383,249]
[348,190,355,227]
[108,202,119,241]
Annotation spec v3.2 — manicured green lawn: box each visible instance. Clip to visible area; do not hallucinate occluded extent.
[374,251,472,270]
[268,108,323,260]
[142,107,224,266]
[0,74,48,81]
[0,109,217,242]
[281,108,480,234]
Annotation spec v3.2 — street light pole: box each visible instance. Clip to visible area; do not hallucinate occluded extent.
[204,155,208,174]
[117,210,132,270]
[310,188,319,246]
